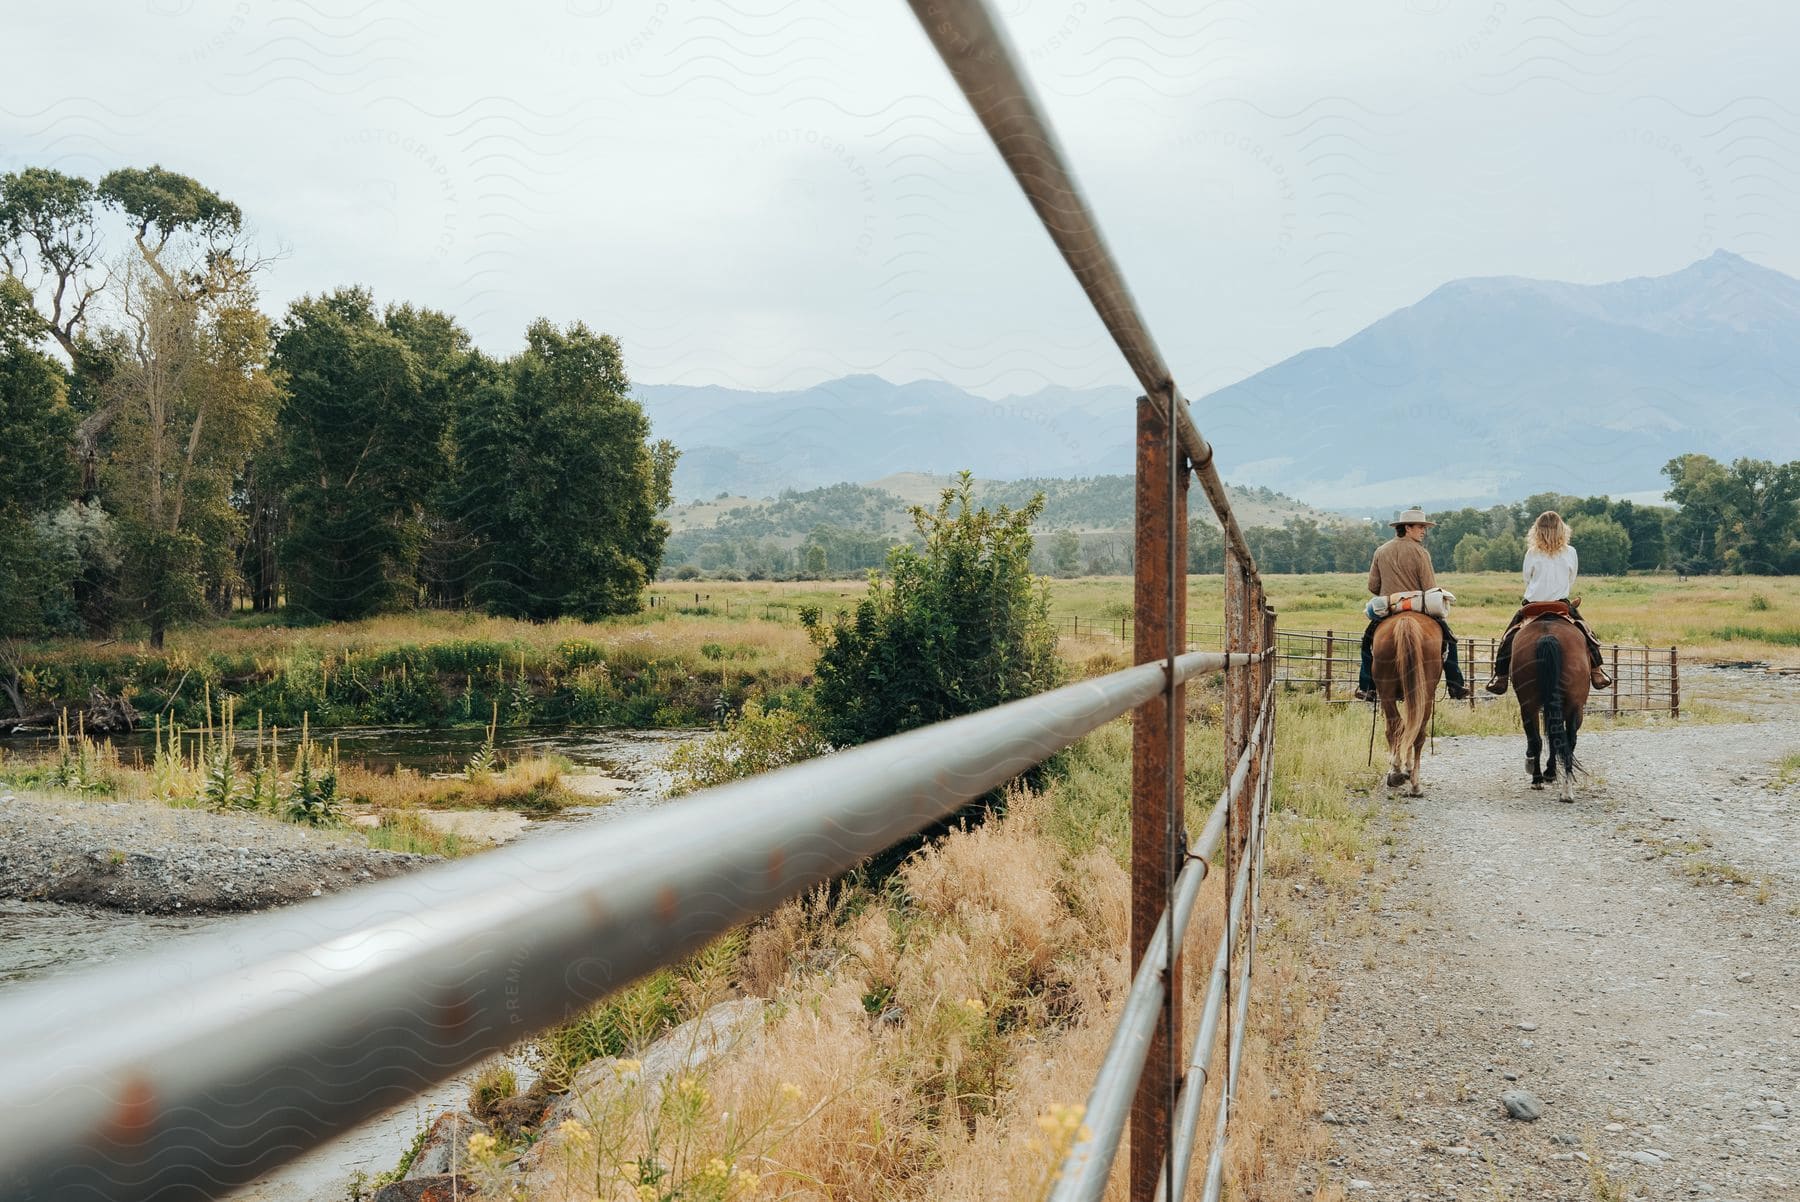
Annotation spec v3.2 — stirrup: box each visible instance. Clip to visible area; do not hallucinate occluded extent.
[1590,667,1613,689]
[1484,677,1509,695]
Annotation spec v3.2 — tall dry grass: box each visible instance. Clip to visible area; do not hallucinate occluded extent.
[521,693,1382,1200]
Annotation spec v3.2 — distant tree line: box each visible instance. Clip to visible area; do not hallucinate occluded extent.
[671,456,1799,581]
[0,165,675,643]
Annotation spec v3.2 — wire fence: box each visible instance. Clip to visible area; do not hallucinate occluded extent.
[1056,615,1680,717]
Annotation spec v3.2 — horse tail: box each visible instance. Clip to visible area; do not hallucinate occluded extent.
[1536,632,1577,777]
[1395,618,1433,756]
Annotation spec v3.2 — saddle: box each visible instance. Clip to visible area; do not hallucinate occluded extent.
[1519,600,1574,623]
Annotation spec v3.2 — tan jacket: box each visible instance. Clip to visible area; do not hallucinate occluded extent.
[1368,536,1436,597]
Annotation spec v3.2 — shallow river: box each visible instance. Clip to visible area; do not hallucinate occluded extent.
[0,724,702,1200]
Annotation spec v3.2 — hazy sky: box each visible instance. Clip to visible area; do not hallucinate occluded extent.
[7,0,1799,402]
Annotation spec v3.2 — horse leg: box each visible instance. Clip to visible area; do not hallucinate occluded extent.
[1523,704,1544,789]
[1407,729,1425,797]
[1560,710,1581,802]
[1383,699,1408,788]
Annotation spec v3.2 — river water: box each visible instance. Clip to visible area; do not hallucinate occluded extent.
[0,724,704,1200]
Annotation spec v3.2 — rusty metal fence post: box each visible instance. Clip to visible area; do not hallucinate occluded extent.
[1129,396,1187,1201]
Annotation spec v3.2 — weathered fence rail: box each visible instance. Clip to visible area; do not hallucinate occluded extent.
[0,3,1284,1201]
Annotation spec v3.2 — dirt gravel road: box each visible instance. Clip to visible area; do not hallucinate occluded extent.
[1313,669,1800,1201]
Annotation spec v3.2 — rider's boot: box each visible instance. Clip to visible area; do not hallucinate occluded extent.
[1590,663,1613,690]
[1485,674,1509,695]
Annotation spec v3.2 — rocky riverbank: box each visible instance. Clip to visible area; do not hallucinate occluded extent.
[0,794,431,913]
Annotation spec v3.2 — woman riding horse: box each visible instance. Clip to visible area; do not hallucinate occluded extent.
[1484,511,1613,695]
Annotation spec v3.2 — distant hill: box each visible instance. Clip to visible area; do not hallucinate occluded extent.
[637,377,1133,502]
[639,252,1800,509]
[1198,250,1800,507]
[664,474,1337,574]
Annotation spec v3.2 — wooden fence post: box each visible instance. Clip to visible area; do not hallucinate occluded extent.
[1468,637,1476,710]
[1323,631,1334,700]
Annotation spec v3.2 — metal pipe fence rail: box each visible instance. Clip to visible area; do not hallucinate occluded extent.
[1060,615,1681,717]
[0,650,1259,1201]
[0,3,1286,1201]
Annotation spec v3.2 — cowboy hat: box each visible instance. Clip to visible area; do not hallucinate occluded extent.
[1390,507,1435,528]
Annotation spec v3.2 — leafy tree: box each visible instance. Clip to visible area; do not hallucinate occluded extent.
[1568,514,1631,575]
[1456,530,1525,573]
[102,262,278,645]
[805,473,1060,748]
[97,165,244,297]
[454,320,672,619]
[272,288,442,619]
[0,275,79,634]
[1049,529,1081,576]
[0,168,106,364]
[1718,458,1800,574]
[1606,499,1667,570]
[386,303,476,607]
[1426,507,1488,557]
[1452,533,1490,574]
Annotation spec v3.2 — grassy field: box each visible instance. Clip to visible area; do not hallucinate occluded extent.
[1042,572,1800,664]
[9,572,1789,734]
[654,571,1800,664]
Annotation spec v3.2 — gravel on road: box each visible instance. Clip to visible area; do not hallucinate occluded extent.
[1310,667,1800,1201]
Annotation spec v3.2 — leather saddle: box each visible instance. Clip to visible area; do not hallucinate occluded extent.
[1520,600,1574,623]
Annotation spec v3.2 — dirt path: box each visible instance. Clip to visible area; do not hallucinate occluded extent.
[1313,669,1800,1201]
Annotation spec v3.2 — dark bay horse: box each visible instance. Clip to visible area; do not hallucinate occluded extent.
[1510,616,1591,800]
[1371,611,1441,796]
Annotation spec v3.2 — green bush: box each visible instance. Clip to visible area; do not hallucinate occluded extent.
[807,472,1061,748]
[666,700,828,795]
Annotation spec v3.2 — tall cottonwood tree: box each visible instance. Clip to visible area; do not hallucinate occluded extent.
[102,260,278,646]
[452,320,674,619]
[272,289,454,619]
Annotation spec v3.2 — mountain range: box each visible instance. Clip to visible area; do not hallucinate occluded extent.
[636,251,1800,508]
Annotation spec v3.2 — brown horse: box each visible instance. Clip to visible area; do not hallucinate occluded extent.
[1509,617,1591,800]
[1371,611,1442,796]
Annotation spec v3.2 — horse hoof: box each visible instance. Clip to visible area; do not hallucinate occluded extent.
[1531,781,1544,791]
[1406,786,1423,798]
[1386,771,1408,787]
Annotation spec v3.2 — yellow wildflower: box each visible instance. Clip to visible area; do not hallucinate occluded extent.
[555,1118,592,1146]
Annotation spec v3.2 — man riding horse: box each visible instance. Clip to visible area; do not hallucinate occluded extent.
[1356,508,1469,702]
[1485,510,1613,694]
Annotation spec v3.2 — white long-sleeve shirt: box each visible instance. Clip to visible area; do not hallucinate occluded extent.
[1522,544,1579,602]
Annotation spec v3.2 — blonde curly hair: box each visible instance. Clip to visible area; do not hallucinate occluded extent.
[1528,510,1570,556]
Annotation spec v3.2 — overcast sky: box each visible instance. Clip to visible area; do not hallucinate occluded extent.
[7,0,1799,402]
